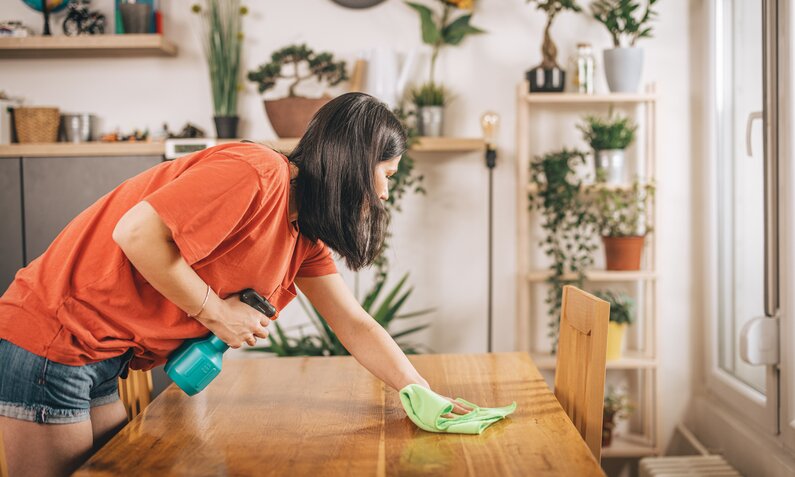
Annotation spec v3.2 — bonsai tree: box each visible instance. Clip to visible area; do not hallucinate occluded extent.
[593,290,634,325]
[578,113,637,151]
[526,0,582,69]
[590,0,658,47]
[527,148,598,348]
[247,44,348,98]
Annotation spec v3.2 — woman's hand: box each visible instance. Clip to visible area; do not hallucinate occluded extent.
[197,294,271,348]
[441,396,474,418]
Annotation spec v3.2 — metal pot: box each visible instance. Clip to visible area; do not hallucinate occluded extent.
[593,149,627,184]
[61,113,97,143]
[417,106,444,137]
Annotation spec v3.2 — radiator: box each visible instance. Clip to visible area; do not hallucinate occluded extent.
[639,455,743,477]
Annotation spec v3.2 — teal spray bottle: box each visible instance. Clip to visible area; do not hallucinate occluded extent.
[165,288,276,396]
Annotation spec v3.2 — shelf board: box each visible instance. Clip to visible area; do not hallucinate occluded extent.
[602,435,658,458]
[222,137,483,153]
[527,183,637,194]
[0,137,482,158]
[523,92,657,104]
[532,352,656,370]
[0,142,165,158]
[411,137,484,152]
[526,270,657,282]
[0,34,177,59]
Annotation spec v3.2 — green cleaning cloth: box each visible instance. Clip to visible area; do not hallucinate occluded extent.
[399,384,517,435]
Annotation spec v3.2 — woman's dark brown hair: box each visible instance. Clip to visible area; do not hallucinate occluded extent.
[289,92,407,271]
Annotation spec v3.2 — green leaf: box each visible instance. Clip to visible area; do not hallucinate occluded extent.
[373,274,409,323]
[396,308,435,319]
[361,277,386,312]
[390,324,431,340]
[406,2,440,45]
[442,14,486,46]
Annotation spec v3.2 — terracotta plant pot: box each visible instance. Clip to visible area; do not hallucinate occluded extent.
[606,321,627,361]
[263,96,331,138]
[602,235,645,271]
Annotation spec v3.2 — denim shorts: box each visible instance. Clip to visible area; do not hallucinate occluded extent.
[0,338,134,424]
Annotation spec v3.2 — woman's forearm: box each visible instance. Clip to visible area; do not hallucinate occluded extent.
[337,314,429,392]
[113,201,223,323]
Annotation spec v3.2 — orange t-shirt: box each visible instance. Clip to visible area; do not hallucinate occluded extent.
[0,142,337,370]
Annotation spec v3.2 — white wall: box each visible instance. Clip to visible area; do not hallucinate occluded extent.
[1,0,696,450]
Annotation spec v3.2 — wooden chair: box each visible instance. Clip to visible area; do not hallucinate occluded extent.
[118,370,153,421]
[0,429,8,477]
[554,285,610,462]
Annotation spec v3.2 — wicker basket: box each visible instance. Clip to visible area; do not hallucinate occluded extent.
[14,107,60,143]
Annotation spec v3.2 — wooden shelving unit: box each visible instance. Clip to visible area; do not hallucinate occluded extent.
[526,270,657,282]
[0,137,484,158]
[516,81,659,460]
[532,352,657,370]
[0,34,177,59]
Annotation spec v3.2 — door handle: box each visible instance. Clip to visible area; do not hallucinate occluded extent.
[746,111,763,157]
[739,316,779,365]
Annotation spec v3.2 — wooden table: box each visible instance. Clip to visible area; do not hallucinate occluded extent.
[75,352,605,476]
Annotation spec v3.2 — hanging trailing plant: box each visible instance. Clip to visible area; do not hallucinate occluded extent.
[527,148,597,350]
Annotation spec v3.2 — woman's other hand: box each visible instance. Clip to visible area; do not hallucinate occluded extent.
[198,294,271,348]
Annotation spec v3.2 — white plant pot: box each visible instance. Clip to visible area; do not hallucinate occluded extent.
[603,47,644,93]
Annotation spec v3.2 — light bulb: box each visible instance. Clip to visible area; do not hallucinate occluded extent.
[480,111,500,148]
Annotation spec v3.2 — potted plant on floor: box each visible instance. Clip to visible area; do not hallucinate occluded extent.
[578,112,637,184]
[527,148,598,349]
[192,0,247,139]
[593,290,634,360]
[406,0,485,135]
[592,179,655,270]
[525,0,582,93]
[603,387,634,447]
[590,0,659,93]
[247,44,348,138]
[248,273,433,356]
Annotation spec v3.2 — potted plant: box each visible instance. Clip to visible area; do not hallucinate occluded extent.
[525,0,582,93]
[247,273,433,356]
[247,44,348,138]
[590,0,658,93]
[527,148,598,350]
[191,0,247,139]
[406,0,485,135]
[603,387,634,447]
[593,290,634,360]
[409,82,449,137]
[578,112,637,184]
[592,179,655,270]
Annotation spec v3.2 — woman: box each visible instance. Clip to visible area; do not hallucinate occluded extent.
[0,93,471,477]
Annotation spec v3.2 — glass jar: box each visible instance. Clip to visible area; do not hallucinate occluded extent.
[574,42,595,94]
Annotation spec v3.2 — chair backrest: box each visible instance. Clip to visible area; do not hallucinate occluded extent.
[554,285,610,462]
[0,428,8,477]
[118,369,153,421]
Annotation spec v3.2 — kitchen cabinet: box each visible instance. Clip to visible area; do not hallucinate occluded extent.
[22,155,161,263]
[0,158,23,293]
